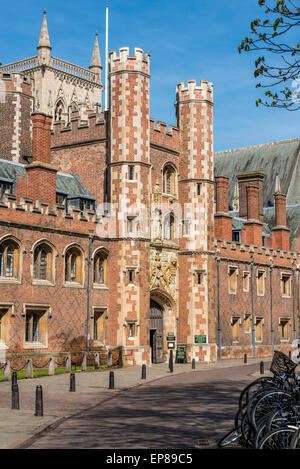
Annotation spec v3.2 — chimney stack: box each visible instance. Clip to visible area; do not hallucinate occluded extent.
[236,171,265,223]
[214,176,232,241]
[269,174,290,250]
[242,185,264,245]
[16,112,57,204]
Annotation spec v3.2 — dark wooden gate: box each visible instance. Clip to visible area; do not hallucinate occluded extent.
[149,300,164,363]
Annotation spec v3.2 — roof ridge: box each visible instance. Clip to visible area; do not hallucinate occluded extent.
[215,137,300,155]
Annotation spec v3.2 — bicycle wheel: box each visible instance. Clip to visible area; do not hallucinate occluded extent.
[234,405,247,428]
[290,428,300,449]
[258,427,297,449]
[217,427,242,448]
[254,420,268,449]
[238,377,281,410]
[266,407,296,433]
[241,412,253,447]
[249,390,294,431]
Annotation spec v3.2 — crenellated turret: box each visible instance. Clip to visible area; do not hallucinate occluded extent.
[108,47,151,365]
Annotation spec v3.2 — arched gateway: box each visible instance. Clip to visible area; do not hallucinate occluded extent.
[149,300,164,363]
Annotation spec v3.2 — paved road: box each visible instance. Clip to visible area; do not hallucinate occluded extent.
[26,364,261,449]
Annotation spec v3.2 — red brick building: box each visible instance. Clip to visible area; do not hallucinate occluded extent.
[0,13,299,367]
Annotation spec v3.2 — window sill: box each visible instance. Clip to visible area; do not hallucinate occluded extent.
[282,295,291,299]
[0,277,20,285]
[64,281,84,288]
[23,342,48,349]
[93,284,109,290]
[0,341,9,350]
[32,280,55,287]
[162,193,178,200]
[92,340,105,347]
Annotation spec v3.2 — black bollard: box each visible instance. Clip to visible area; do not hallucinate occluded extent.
[109,371,114,389]
[12,384,19,410]
[169,350,173,373]
[11,371,17,390]
[35,385,43,416]
[69,372,76,392]
[141,364,146,380]
[260,361,264,375]
[244,354,247,364]
[289,351,292,360]
[192,358,195,370]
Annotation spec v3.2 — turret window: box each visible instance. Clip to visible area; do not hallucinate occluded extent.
[163,164,177,196]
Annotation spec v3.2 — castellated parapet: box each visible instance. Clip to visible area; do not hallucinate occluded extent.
[0,193,115,238]
[176,79,214,103]
[109,47,150,75]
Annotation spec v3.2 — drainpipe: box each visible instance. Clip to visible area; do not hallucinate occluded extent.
[86,230,94,353]
[270,259,274,354]
[292,261,296,341]
[216,251,222,360]
[251,255,256,358]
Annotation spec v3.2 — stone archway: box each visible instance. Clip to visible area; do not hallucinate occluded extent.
[149,289,177,364]
[149,299,164,363]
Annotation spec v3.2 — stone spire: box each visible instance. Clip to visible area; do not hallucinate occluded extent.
[274,170,282,194]
[37,9,51,63]
[89,32,102,83]
[232,178,239,212]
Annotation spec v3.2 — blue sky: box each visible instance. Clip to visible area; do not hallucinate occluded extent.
[1,0,299,151]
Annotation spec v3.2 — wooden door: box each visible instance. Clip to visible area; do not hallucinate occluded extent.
[149,300,164,363]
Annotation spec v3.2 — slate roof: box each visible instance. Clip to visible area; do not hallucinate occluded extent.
[0,159,91,199]
[214,138,300,209]
[230,205,300,248]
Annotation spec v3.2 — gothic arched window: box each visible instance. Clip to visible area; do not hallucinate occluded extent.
[33,243,54,282]
[93,249,108,285]
[0,239,20,279]
[163,212,175,241]
[163,164,177,196]
[54,100,64,121]
[65,246,84,284]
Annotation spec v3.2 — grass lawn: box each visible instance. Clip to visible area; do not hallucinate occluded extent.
[0,365,105,381]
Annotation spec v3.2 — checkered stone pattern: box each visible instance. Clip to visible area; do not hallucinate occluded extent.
[108,48,151,365]
[176,80,216,362]
[176,80,213,181]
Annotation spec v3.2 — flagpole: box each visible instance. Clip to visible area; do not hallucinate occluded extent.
[105,5,109,111]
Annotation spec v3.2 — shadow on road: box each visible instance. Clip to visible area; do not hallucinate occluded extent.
[27,373,248,449]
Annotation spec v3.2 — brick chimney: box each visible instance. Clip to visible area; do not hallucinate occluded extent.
[242,185,264,245]
[16,112,57,204]
[269,187,290,251]
[237,171,264,223]
[214,176,232,240]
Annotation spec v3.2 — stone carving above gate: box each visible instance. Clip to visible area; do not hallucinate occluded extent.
[149,249,178,300]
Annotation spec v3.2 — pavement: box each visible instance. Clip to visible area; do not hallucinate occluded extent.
[0,357,271,450]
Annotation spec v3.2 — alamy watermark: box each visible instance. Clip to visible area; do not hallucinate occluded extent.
[93,199,208,251]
